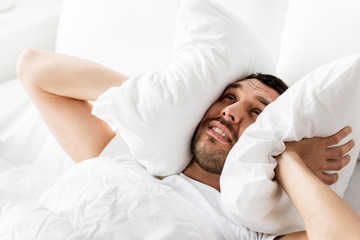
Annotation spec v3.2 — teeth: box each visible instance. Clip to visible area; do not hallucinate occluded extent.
[212,127,229,140]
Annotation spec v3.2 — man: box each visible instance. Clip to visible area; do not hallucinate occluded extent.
[17,49,358,239]
[184,73,287,191]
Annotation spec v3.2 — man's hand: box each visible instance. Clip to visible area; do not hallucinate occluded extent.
[284,126,355,185]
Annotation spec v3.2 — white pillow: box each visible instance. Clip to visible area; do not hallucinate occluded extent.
[92,0,274,176]
[277,0,360,86]
[221,55,360,235]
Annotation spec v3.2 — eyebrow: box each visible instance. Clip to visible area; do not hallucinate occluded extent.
[224,82,271,106]
[225,82,242,91]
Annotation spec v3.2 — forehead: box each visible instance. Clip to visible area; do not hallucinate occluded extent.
[224,78,280,103]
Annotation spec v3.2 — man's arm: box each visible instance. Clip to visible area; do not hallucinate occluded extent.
[275,128,360,240]
[17,49,128,162]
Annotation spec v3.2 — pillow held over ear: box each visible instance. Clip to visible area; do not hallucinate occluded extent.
[92,0,274,176]
[221,55,360,235]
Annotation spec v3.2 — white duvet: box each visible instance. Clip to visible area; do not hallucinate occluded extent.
[0,156,219,239]
[0,200,86,239]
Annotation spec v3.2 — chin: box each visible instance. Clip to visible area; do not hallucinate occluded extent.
[191,135,228,175]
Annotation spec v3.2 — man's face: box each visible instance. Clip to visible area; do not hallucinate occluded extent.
[191,78,280,175]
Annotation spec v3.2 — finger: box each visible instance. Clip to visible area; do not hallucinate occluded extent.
[320,172,339,185]
[325,126,352,146]
[325,140,355,159]
[325,155,351,171]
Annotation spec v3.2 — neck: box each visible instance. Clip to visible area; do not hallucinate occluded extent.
[183,160,221,192]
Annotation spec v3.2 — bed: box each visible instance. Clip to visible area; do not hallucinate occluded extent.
[0,0,359,238]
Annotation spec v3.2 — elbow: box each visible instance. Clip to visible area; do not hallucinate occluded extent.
[17,48,41,86]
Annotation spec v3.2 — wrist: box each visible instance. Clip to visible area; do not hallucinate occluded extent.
[283,142,299,155]
[275,147,304,184]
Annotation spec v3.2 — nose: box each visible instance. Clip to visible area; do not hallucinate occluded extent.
[221,102,243,123]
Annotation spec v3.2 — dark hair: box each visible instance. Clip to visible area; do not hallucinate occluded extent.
[239,73,288,95]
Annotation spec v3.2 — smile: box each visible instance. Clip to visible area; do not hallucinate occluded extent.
[207,120,233,143]
[211,127,229,140]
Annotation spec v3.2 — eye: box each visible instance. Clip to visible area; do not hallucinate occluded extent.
[252,109,261,116]
[223,94,235,101]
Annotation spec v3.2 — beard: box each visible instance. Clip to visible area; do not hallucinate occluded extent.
[191,117,237,175]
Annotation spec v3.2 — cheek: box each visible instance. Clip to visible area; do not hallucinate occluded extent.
[236,119,256,140]
[203,103,223,119]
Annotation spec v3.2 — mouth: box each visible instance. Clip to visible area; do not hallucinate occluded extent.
[207,121,233,143]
